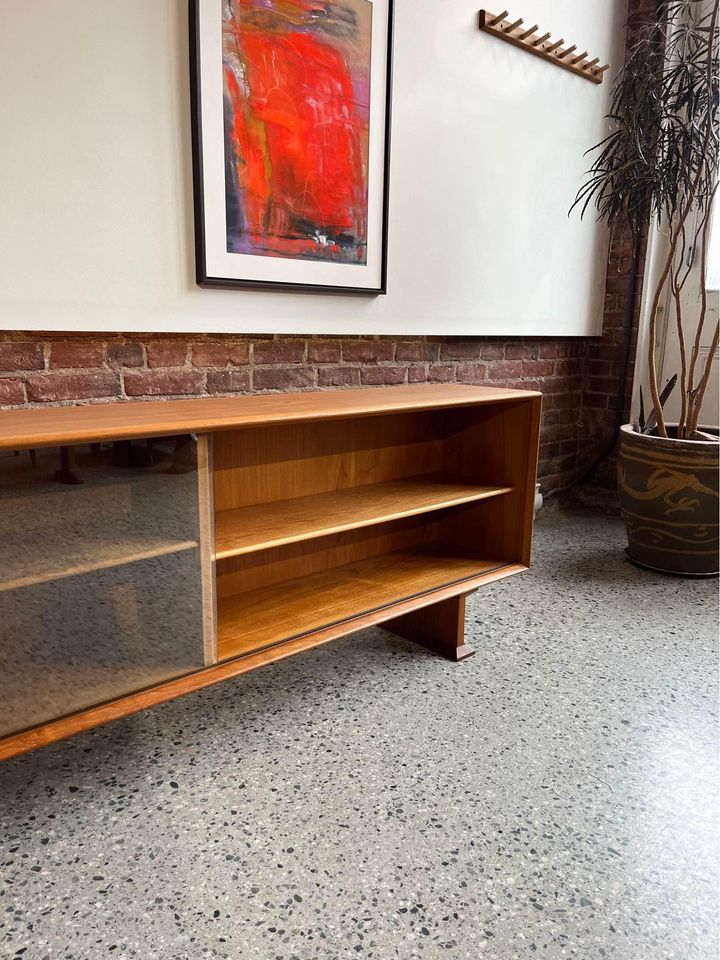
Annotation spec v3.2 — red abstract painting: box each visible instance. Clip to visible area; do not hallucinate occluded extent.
[222,0,372,264]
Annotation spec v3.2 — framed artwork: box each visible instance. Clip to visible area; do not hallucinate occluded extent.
[190,0,394,295]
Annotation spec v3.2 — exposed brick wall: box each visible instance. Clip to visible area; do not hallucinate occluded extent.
[578,226,647,490]
[0,0,653,501]
[0,332,585,494]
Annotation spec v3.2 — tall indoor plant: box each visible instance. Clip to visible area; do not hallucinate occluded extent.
[575,0,719,575]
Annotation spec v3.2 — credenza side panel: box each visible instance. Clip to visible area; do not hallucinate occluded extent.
[443,397,542,565]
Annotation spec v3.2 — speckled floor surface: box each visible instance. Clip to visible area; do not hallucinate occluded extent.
[1,510,718,960]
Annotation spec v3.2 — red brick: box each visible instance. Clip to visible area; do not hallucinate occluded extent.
[146,341,188,368]
[506,378,541,392]
[407,364,428,383]
[440,341,482,361]
[26,371,119,402]
[360,367,406,386]
[317,366,361,388]
[253,368,314,391]
[49,341,105,369]
[588,376,618,394]
[253,340,305,364]
[342,340,394,363]
[606,274,632,296]
[191,342,250,367]
[554,358,583,376]
[543,423,578,442]
[307,340,342,363]
[521,359,555,378]
[553,453,578,473]
[604,314,625,335]
[0,343,44,371]
[540,441,561,458]
[107,343,145,368]
[456,362,487,383]
[588,344,622,362]
[0,377,25,405]
[538,343,559,359]
[606,326,628,345]
[505,343,536,360]
[428,363,455,383]
[395,341,438,362]
[124,369,203,397]
[539,377,568,395]
[206,369,250,393]
[610,237,635,259]
[486,361,522,381]
[616,257,637,275]
[536,460,552,479]
[480,343,505,360]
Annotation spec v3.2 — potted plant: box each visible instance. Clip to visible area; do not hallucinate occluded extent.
[574,0,719,576]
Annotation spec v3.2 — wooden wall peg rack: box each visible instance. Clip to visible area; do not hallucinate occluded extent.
[478,9,609,84]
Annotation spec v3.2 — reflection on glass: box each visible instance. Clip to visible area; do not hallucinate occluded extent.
[0,437,207,738]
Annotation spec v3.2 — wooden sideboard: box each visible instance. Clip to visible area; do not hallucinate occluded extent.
[0,384,541,760]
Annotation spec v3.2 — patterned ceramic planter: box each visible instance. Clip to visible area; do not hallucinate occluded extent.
[618,424,719,576]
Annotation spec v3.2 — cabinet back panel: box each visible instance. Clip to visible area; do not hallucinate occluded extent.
[213,411,450,512]
[215,513,451,599]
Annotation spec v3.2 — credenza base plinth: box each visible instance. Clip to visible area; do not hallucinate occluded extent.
[384,593,476,662]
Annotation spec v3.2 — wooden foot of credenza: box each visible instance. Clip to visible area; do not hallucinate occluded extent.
[54,445,83,485]
[384,592,476,662]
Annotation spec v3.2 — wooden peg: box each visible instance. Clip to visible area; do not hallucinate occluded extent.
[571,51,588,64]
[545,37,564,53]
[505,17,524,32]
[533,32,551,46]
[584,57,600,69]
[520,24,538,39]
[597,63,611,72]
[490,9,509,24]
[556,44,577,59]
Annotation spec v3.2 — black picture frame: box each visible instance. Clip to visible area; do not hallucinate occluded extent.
[189,0,394,296]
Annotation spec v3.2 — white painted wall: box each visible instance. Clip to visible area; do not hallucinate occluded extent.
[0,0,626,335]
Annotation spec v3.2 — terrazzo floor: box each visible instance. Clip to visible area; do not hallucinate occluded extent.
[1,510,718,960]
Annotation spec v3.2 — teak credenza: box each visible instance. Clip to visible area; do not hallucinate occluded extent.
[0,384,541,760]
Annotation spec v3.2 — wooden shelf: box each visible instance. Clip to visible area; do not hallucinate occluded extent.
[214,475,513,560]
[217,544,510,660]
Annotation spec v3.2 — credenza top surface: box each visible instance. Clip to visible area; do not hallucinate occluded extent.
[0,383,541,449]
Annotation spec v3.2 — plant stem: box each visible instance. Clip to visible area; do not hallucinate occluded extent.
[671,219,692,436]
[647,227,681,438]
[687,185,717,432]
